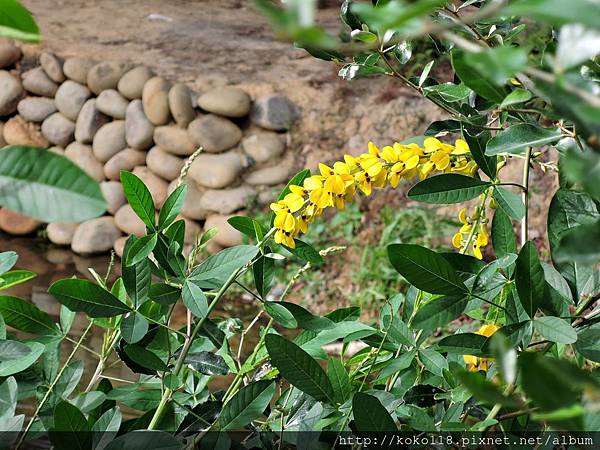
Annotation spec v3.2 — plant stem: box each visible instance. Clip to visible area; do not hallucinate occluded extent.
[85,329,121,392]
[521,147,532,246]
[484,383,516,425]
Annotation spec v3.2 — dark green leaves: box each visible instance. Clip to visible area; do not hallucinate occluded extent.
[186,352,229,376]
[352,393,397,432]
[265,334,335,403]
[49,279,131,318]
[124,345,167,372]
[387,244,467,295]
[533,316,577,344]
[438,333,489,356]
[0,296,59,335]
[50,402,90,450]
[124,233,157,267]
[514,241,545,318]
[486,124,562,156]
[452,52,506,103]
[121,313,149,344]
[121,171,155,231]
[463,129,496,179]
[182,280,208,318]
[491,208,517,257]
[408,174,491,204]
[493,186,525,220]
[219,381,275,430]
[463,46,528,85]
[286,239,323,265]
[0,339,31,361]
[411,296,469,331]
[190,245,259,289]
[0,0,40,42]
[158,184,187,230]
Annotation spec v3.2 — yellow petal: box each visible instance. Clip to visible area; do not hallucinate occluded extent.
[424,137,442,152]
[458,207,468,224]
[452,138,470,155]
[463,355,478,366]
[404,154,420,170]
[452,232,463,249]
[368,141,380,156]
[319,163,333,178]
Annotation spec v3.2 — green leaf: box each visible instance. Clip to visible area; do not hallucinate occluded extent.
[0,341,44,376]
[515,241,545,318]
[0,146,106,222]
[0,270,36,291]
[219,381,275,430]
[277,302,333,331]
[50,402,90,449]
[49,279,131,318]
[0,295,59,335]
[123,345,167,372]
[491,208,517,257]
[464,46,528,85]
[419,348,448,376]
[387,244,467,295]
[190,245,259,289]
[423,83,472,103]
[562,147,600,201]
[0,0,39,42]
[411,296,469,331]
[158,184,187,230]
[92,407,122,450]
[0,339,30,361]
[463,129,496,179]
[327,359,351,403]
[575,323,600,362]
[148,283,180,306]
[182,279,208,318]
[286,239,323,265]
[0,252,17,276]
[186,352,229,376]
[120,171,155,230]
[121,312,149,344]
[493,186,525,220]
[253,252,275,299]
[486,124,563,156]
[124,233,157,267]
[104,431,181,450]
[228,216,265,239]
[533,316,577,344]
[438,333,489,356]
[505,0,600,31]
[352,392,397,432]
[408,174,491,204]
[264,301,297,328]
[500,89,533,108]
[265,334,335,403]
[0,377,17,420]
[455,370,516,406]
[452,52,506,103]
[122,236,152,308]
[556,220,600,265]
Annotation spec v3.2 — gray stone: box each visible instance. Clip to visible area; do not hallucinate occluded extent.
[242,132,285,163]
[245,165,291,186]
[22,67,58,97]
[54,80,91,121]
[100,181,126,214]
[153,125,195,155]
[180,216,202,244]
[132,166,168,208]
[125,99,154,150]
[204,214,242,247]
[168,83,195,127]
[113,236,127,258]
[40,52,65,83]
[65,142,105,182]
[3,116,48,147]
[46,222,78,246]
[63,57,96,84]
[71,217,122,254]
[87,61,131,95]
[96,89,128,119]
[114,204,147,236]
[0,42,21,69]
[188,151,247,189]
[92,121,127,163]
[147,146,184,181]
[142,76,171,125]
[250,95,298,131]
[118,66,153,100]
[197,86,251,118]
[17,97,57,122]
[170,179,207,220]
[0,71,23,115]
[41,112,75,147]
[187,114,242,153]
[104,148,146,181]
[75,99,110,144]
[199,186,256,214]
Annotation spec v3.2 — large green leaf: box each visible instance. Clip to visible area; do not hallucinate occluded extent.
[505,0,600,30]
[120,171,155,230]
[253,252,275,299]
[491,208,517,257]
[185,352,229,376]
[286,239,324,265]
[556,220,600,265]
[463,129,496,179]
[122,236,151,308]
[0,341,44,376]
[0,0,40,42]
[0,296,59,335]
[0,270,36,291]
[387,244,467,295]
[182,279,208,318]
[92,407,122,450]
[407,174,491,204]
[49,279,131,318]
[486,124,562,156]
[327,358,351,403]
[50,402,90,450]
[438,333,489,356]
[0,377,17,420]
[493,186,525,220]
[411,296,469,330]
[121,312,149,344]
[0,146,106,222]
[220,381,275,430]
[190,245,259,289]
[158,184,187,230]
[265,334,335,403]
[514,241,545,318]
[352,392,397,432]
[123,345,167,372]
[533,316,577,344]
[575,324,600,362]
[124,233,157,267]
[452,52,506,103]
[0,339,30,361]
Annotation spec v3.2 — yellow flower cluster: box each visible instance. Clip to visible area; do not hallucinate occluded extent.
[463,324,500,371]
[270,137,478,248]
[452,206,490,260]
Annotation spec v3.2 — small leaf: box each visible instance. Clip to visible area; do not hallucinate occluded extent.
[493,186,525,220]
[515,241,545,318]
[253,252,275,299]
[486,124,563,156]
[186,352,229,376]
[438,333,489,356]
[220,381,275,430]
[352,392,397,432]
[0,270,36,291]
[533,316,577,344]
[0,339,31,361]
[0,341,44,376]
[411,296,469,331]
[419,60,434,87]
[158,184,187,229]
[463,129,496,179]
[0,377,17,420]
[286,239,323,265]
[327,359,351,403]
[228,216,265,239]
[419,348,448,376]
[0,252,17,276]
[121,312,149,344]
[500,89,533,108]
[408,174,491,204]
[49,279,131,317]
[120,171,155,230]
[148,283,181,306]
[190,245,259,289]
[182,279,208,318]
[491,208,517,257]
[124,345,168,372]
[124,233,157,267]
[0,295,59,335]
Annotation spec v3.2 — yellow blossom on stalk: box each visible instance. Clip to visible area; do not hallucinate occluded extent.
[452,207,489,260]
[464,324,500,372]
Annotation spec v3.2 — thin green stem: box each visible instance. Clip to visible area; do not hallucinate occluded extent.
[521,147,532,246]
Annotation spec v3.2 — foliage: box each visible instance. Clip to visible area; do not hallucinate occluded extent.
[2,0,600,448]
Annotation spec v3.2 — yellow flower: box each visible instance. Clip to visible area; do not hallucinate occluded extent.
[464,324,500,371]
[282,185,306,212]
[430,150,450,171]
[274,229,295,248]
[355,155,386,195]
[452,138,470,155]
[388,153,420,188]
[473,224,489,260]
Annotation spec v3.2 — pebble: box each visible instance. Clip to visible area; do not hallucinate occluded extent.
[245,165,291,186]
[100,181,126,215]
[0,71,24,115]
[118,66,153,100]
[22,67,58,97]
[104,148,146,181]
[75,99,110,144]
[113,236,127,258]
[0,209,42,235]
[204,214,243,247]
[199,186,256,214]
[187,114,242,153]
[46,222,78,245]
[132,166,168,208]
[87,61,131,95]
[178,216,202,244]
[168,83,195,127]
[3,116,49,147]
[153,125,195,155]
[54,80,91,121]
[40,52,65,83]
[17,97,57,122]
[71,217,122,254]
[250,95,298,131]
[125,99,154,150]
[92,121,126,162]
[0,42,21,69]
[41,112,75,147]
[114,204,147,236]
[48,146,64,155]
[96,89,129,119]
[197,86,251,118]
[142,77,171,125]
[63,57,96,84]
[188,151,247,189]
[64,142,105,182]
[146,146,184,181]
[172,179,207,220]
[242,132,285,163]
